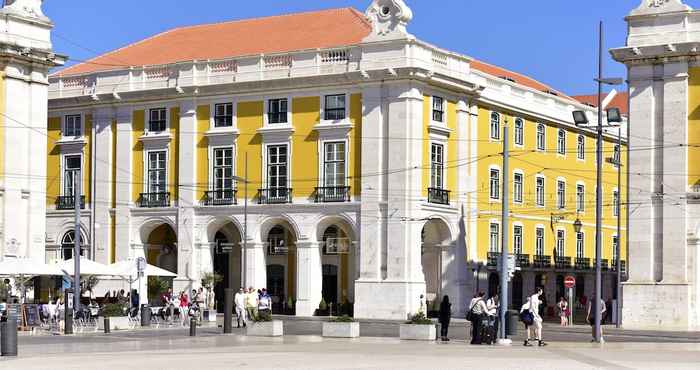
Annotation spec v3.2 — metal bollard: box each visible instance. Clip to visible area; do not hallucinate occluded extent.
[223,288,233,334]
[506,310,519,336]
[103,317,111,334]
[0,318,18,357]
[189,317,197,337]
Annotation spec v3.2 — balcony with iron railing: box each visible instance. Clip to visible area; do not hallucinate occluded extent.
[202,190,237,206]
[427,188,450,205]
[138,192,170,208]
[516,254,530,268]
[258,188,293,205]
[533,255,551,268]
[575,257,591,270]
[554,256,572,269]
[315,186,351,203]
[487,252,500,267]
[601,259,609,271]
[611,259,627,274]
[56,195,85,210]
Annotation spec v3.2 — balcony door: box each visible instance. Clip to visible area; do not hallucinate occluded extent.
[148,151,167,196]
[267,145,288,199]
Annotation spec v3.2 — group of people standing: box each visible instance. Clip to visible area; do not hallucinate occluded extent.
[160,287,205,325]
[234,287,272,327]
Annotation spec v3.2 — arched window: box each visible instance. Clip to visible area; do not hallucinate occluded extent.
[490,112,500,140]
[267,226,287,255]
[514,118,524,146]
[61,231,87,260]
[557,129,566,155]
[323,226,348,255]
[536,123,546,151]
[577,134,585,160]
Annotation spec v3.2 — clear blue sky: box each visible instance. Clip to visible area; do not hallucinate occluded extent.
[44,0,688,96]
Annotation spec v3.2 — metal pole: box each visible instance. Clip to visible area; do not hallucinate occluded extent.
[74,169,81,314]
[243,152,248,288]
[594,20,604,343]
[616,120,622,328]
[499,120,509,341]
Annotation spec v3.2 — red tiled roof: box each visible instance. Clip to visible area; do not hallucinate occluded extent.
[572,92,629,115]
[470,59,574,101]
[54,7,371,77]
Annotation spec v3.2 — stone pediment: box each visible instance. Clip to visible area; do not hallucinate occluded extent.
[630,0,691,16]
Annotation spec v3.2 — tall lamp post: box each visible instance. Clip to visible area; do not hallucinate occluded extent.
[233,152,249,288]
[571,21,623,343]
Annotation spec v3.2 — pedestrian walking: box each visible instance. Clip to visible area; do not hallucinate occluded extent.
[438,295,451,341]
[258,288,272,320]
[586,298,607,342]
[467,292,488,345]
[245,286,258,321]
[234,287,246,328]
[486,292,499,341]
[521,287,547,347]
[558,296,569,326]
[179,291,189,326]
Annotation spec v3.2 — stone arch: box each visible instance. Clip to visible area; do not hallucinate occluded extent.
[257,214,300,243]
[313,214,358,243]
[56,220,91,247]
[421,216,454,247]
[138,217,178,274]
[137,217,177,245]
[420,216,455,311]
[205,216,244,245]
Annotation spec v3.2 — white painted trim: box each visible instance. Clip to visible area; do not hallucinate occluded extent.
[429,95,446,125]
[320,92,350,125]
[143,105,172,135]
[489,111,501,141]
[535,122,546,152]
[556,177,567,210]
[261,142,292,191]
[513,117,524,147]
[556,128,567,158]
[576,181,586,214]
[263,95,293,127]
[209,97,238,130]
[317,138,350,188]
[535,174,546,208]
[512,168,524,205]
[61,112,86,140]
[208,145,237,192]
[143,148,169,195]
[576,133,586,162]
[428,140,447,191]
[488,164,501,203]
[59,152,84,197]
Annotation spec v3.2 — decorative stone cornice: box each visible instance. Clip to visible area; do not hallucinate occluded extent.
[0,0,51,25]
[363,0,413,42]
[630,0,691,17]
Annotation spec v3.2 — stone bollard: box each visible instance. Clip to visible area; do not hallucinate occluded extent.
[0,318,18,357]
[103,317,111,334]
[189,317,197,337]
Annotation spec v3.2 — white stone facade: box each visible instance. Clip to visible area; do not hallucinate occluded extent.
[611,0,700,330]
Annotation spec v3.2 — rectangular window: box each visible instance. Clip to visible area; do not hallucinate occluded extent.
[432,96,444,122]
[489,223,499,253]
[556,230,565,257]
[577,135,585,160]
[214,103,233,127]
[536,176,545,207]
[536,227,545,256]
[513,225,523,255]
[557,180,566,209]
[268,98,288,124]
[490,113,500,140]
[324,94,346,121]
[324,142,346,187]
[577,232,585,258]
[536,124,545,151]
[149,108,167,133]
[613,190,620,217]
[147,151,167,194]
[514,172,523,203]
[490,168,500,200]
[514,119,524,146]
[267,145,288,190]
[612,236,619,261]
[576,184,585,212]
[213,148,234,192]
[64,115,82,137]
[613,144,621,167]
[557,129,566,155]
[430,143,444,189]
[63,156,81,196]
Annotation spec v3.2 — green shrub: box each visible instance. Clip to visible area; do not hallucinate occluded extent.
[102,303,126,317]
[329,315,355,323]
[406,312,432,325]
[254,310,272,322]
[286,296,294,309]
[319,298,328,311]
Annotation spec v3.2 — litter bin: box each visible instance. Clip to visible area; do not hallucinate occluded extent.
[140,305,151,327]
[506,310,519,336]
[0,318,17,357]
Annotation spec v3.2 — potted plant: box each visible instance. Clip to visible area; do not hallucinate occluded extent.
[200,271,223,322]
[399,312,436,341]
[315,298,329,316]
[245,310,283,337]
[98,303,130,331]
[285,296,295,315]
[322,315,359,338]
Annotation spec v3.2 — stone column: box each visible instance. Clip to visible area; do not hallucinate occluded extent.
[114,106,133,262]
[91,107,113,264]
[295,241,322,316]
[243,242,267,290]
[176,100,197,286]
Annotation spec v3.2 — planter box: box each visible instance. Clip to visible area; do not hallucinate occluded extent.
[202,309,217,322]
[322,321,360,338]
[98,316,131,331]
[399,323,436,341]
[246,320,283,337]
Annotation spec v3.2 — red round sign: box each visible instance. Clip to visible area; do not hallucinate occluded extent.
[564,276,576,289]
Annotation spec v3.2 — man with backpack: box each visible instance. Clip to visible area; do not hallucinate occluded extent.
[467,292,488,345]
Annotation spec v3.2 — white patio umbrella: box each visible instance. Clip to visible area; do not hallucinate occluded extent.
[58,257,118,276]
[109,259,176,307]
[0,257,63,303]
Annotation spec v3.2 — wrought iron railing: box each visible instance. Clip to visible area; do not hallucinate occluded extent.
[138,192,170,208]
[202,190,237,206]
[56,195,85,210]
[611,259,627,274]
[315,186,351,203]
[533,255,551,268]
[601,259,609,271]
[516,254,530,268]
[258,188,293,204]
[575,257,591,270]
[554,256,572,269]
[427,188,450,205]
[487,252,500,267]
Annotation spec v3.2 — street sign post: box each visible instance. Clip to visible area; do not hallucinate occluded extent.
[564,276,576,289]
[564,276,575,326]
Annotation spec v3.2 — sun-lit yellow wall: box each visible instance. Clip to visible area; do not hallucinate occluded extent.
[46,117,62,207]
[196,105,210,201]
[349,93,362,197]
[169,107,180,200]
[475,105,627,263]
[236,101,263,200]
[131,110,145,202]
[688,67,700,186]
[291,96,320,198]
[84,114,93,204]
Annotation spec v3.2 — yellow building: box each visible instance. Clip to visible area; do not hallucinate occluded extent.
[43,0,626,319]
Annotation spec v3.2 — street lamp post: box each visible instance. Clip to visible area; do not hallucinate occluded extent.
[571,21,623,343]
[234,152,249,289]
